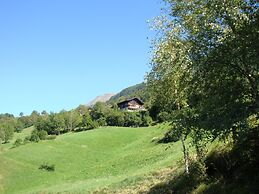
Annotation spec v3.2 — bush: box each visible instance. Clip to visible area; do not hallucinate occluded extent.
[30,133,40,142]
[158,111,171,123]
[141,111,153,127]
[39,163,55,172]
[13,138,23,147]
[38,130,48,140]
[24,136,31,144]
[106,111,125,126]
[96,117,107,127]
[124,112,142,127]
[91,121,99,129]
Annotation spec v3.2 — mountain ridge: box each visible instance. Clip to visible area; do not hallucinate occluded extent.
[87,93,115,107]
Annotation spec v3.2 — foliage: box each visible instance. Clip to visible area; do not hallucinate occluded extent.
[0,114,26,143]
[78,111,97,131]
[91,102,152,127]
[38,130,48,140]
[108,82,150,104]
[39,163,55,172]
[140,111,153,127]
[0,119,15,143]
[147,0,259,175]
[90,102,109,120]
[24,136,31,144]
[157,111,171,123]
[13,138,23,148]
[123,112,142,127]
[106,110,125,126]
[35,110,81,134]
[96,117,107,127]
[30,130,40,142]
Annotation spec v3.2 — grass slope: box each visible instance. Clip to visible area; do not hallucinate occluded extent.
[0,125,182,194]
[1,126,34,150]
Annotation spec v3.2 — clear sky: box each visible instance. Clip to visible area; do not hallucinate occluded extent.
[0,0,162,116]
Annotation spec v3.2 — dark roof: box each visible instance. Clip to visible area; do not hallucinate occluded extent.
[117,98,144,106]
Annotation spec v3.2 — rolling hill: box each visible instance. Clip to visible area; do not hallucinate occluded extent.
[0,125,182,194]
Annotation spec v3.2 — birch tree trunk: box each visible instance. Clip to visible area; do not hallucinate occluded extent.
[181,135,190,175]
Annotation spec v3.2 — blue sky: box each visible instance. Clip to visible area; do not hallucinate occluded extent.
[0,0,162,115]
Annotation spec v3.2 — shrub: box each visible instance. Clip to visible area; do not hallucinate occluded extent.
[141,111,153,127]
[158,111,171,123]
[38,130,48,140]
[13,138,23,147]
[106,111,125,126]
[124,112,142,127]
[39,163,55,172]
[23,136,31,144]
[96,117,107,127]
[91,121,99,129]
[30,133,40,142]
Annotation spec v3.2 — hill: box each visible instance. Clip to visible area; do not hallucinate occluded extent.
[108,82,149,104]
[0,125,182,194]
[87,93,115,107]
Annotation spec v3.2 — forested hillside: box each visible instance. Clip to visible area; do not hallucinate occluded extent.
[108,83,149,104]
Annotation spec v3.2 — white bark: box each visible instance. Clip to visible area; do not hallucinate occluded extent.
[181,136,190,175]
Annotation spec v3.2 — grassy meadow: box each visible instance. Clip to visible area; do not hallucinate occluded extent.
[0,125,183,194]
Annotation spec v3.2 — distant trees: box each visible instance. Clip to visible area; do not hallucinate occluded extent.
[0,121,14,143]
[1,102,153,145]
[17,110,42,129]
[0,111,40,144]
[108,83,150,104]
[91,102,153,127]
[32,105,98,136]
[0,114,23,143]
[0,112,31,144]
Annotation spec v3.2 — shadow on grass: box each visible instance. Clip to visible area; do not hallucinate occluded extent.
[148,128,259,194]
[147,161,206,194]
[147,144,259,194]
[147,160,259,194]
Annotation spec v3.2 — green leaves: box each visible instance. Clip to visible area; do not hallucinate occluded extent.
[148,0,258,141]
[0,118,16,143]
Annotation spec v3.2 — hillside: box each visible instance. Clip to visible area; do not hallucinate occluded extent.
[0,125,182,194]
[108,82,149,104]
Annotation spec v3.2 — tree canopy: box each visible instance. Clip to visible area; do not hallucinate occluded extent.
[148,0,258,139]
[147,0,259,173]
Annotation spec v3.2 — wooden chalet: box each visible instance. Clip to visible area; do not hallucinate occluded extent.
[117,98,145,111]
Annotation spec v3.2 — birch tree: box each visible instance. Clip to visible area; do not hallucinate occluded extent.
[147,0,258,172]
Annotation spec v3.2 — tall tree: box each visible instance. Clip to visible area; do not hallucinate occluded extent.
[147,22,193,174]
[149,0,259,139]
[148,0,259,172]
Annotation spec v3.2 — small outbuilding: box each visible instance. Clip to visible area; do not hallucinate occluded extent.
[117,98,145,111]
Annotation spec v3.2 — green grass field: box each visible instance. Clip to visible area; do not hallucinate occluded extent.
[0,125,183,194]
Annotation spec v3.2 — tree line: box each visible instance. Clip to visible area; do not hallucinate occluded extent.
[0,103,153,144]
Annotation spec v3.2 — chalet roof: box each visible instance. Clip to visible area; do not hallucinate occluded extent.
[117,97,144,106]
